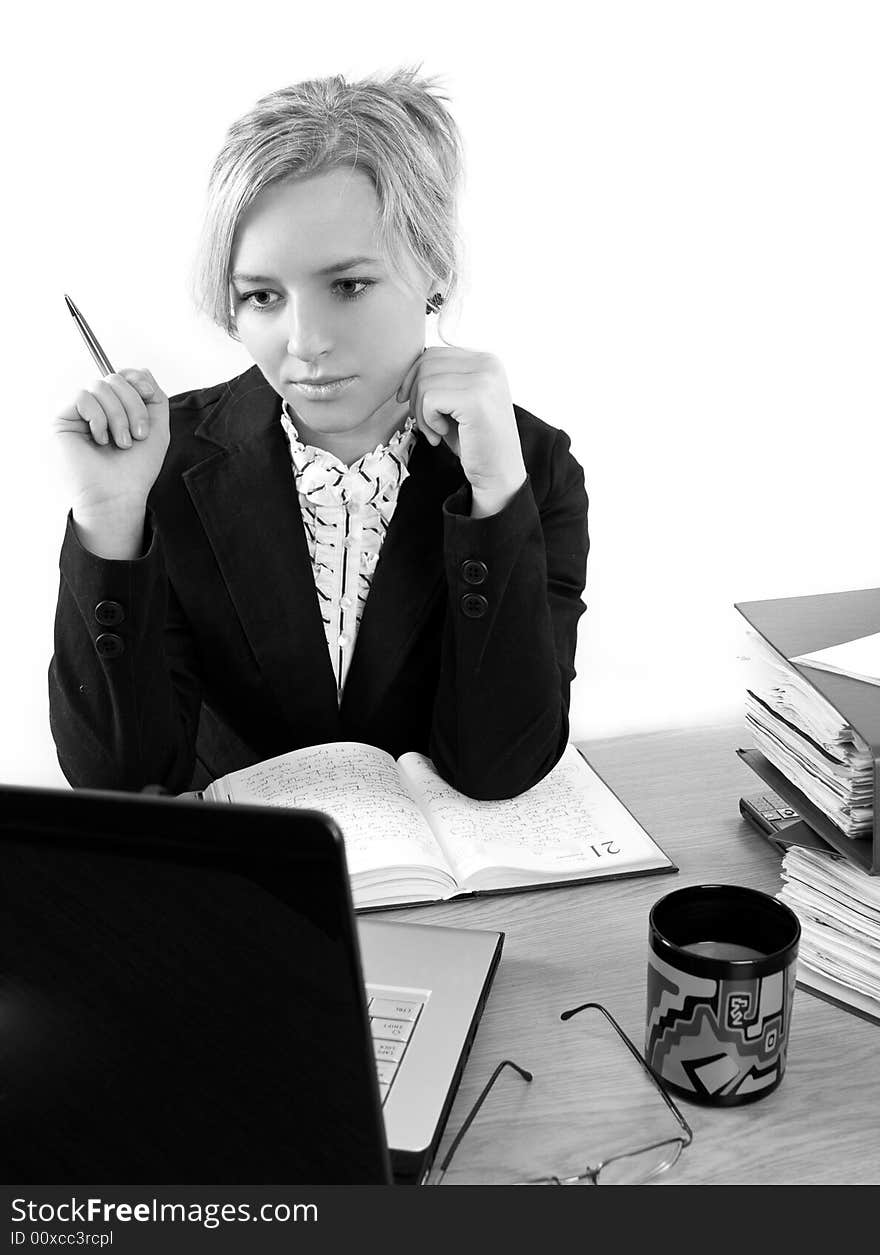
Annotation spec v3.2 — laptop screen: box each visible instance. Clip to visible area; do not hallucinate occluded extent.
[0,785,392,1184]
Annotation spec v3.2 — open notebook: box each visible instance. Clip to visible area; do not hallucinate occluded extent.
[194,741,676,909]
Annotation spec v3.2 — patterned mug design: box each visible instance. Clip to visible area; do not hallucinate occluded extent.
[645,885,800,1106]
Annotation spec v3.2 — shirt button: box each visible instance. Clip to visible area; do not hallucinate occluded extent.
[94,599,125,626]
[347,501,362,515]
[337,633,350,648]
[460,560,488,586]
[460,594,489,619]
[95,632,125,659]
[340,595,354,610]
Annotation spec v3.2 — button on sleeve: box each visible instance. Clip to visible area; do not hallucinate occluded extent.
[94,599,125,626]
[94,632,125,659]
[460,593,489,619]
[460,560,488,586]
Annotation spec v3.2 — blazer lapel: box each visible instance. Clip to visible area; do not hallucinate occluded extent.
[183,371,341,741]
[341,435,466,727]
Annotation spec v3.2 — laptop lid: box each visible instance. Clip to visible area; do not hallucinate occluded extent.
[0,783,392,1184]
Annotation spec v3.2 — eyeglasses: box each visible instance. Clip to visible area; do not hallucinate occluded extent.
[427,1002,694,1185]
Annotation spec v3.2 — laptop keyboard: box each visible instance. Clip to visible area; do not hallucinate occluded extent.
[365,985,427,1104]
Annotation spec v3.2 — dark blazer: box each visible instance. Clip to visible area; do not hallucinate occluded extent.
[49,365,589,799]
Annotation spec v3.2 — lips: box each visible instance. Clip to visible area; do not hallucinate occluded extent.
[288,376,357,402]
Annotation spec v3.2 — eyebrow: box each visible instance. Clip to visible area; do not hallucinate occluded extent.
[231,256,382,285]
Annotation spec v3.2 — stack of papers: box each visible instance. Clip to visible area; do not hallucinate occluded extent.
[779,846,880,1023]
[743,633,874,839]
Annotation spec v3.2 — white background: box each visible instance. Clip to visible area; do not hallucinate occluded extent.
[3,0,878,786]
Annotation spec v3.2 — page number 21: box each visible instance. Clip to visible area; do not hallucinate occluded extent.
[591,840,620,858]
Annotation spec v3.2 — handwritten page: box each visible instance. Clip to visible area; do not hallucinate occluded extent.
[398,743,671,888]
[209,741,452,884]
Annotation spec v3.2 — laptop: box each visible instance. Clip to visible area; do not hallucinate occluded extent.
[0,783,503,1185]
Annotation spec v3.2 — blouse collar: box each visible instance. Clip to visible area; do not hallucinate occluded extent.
[281,401,417,469]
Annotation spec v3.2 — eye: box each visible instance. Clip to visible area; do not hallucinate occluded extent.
[239,290,279,312]
[332,278,374,301]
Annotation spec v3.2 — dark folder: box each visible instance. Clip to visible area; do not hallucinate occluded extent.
[735,586,880,875]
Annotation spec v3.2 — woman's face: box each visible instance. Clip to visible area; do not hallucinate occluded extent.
[230,167,430,458]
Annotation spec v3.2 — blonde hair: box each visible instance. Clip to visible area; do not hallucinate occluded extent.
[191,67,463,336]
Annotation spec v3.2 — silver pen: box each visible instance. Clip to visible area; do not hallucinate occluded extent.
[64,294,116,376]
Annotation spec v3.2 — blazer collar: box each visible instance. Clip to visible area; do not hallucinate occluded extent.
[340,433,465,726]
[193,364,280,450]
[183,365,467,738]
[183,368,337,741]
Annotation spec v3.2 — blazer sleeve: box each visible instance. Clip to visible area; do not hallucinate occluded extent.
[429,426,589,800]
[48,510,203,792]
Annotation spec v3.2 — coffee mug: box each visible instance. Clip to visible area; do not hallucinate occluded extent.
[645,884,800,1105]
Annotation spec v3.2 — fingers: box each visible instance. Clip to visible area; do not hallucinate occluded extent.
[120,367,165,407]
[395,346,481,408]
[412,385,469,448]
[72,370,158,447]
[90,379,136,448]
[394,344,471,402]
[397,352,465,444]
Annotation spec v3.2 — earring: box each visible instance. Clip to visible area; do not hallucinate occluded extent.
[425,292,444,315]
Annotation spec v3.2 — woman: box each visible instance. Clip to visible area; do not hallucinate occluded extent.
[49,68,589,800]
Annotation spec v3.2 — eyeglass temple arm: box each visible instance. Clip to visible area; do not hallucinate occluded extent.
[437,1058,533,1173]
[560,1001,694,1148]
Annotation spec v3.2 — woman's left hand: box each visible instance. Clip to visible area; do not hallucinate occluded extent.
[397,347,527,517]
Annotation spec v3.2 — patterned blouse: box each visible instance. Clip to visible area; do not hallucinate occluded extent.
[280,405,418,702]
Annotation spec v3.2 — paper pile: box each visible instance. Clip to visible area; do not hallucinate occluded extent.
[743,633,874,838]
[779,846,880,1022]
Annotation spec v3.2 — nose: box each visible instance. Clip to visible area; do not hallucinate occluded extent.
[285,293,333,363]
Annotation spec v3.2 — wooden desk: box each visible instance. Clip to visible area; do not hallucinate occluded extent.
[378,722,880,1185]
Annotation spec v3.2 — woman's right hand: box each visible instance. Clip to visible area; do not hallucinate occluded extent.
[52,368,171,523]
